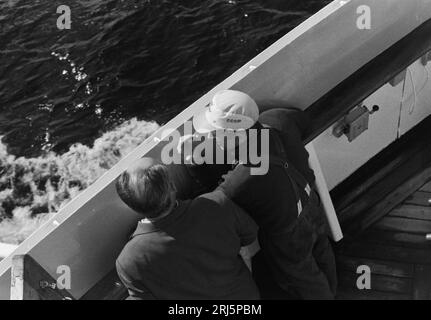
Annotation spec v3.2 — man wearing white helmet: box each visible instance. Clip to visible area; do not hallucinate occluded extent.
[193,89,337,300]
[170,89,265,200]
[192,89,260,133]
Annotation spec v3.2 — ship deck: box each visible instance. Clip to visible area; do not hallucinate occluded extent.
[335,179,431,299]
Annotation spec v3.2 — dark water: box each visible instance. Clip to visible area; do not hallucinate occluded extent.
[0,0,330,157]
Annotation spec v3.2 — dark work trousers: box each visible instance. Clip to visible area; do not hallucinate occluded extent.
[252,231,337,299]
[252,134,337,300]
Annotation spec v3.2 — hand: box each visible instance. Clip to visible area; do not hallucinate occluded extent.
[239,239,261,272]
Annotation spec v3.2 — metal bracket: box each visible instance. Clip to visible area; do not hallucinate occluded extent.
[333,104,379,142]
[10,254,74,300]
[40,280,57,290]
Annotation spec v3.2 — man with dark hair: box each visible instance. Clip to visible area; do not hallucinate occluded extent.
[115,157,260,300]
[116,161,176,218]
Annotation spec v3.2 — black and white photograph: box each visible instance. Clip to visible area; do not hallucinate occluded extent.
[0,0,431,308]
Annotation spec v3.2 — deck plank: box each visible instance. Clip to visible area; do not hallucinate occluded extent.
[359,229,431,249]
[404,191,431,206]
[419,181,431,193]
[336,288,410,300]
[337,270,412,294]
[373,216,431,234]
[336,255,413,278]
[336,242,431,265]
[389,204,431,221]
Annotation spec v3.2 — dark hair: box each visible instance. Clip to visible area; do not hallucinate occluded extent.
[116,164,174,219]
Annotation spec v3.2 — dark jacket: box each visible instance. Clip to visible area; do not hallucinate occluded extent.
[116,191,260,300]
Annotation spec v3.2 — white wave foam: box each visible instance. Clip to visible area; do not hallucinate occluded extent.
[0,118,159,244]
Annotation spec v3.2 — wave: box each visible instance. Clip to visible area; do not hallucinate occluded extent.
[0,118,159,244]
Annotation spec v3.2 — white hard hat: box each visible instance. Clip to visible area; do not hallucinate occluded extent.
[192,90,259,133]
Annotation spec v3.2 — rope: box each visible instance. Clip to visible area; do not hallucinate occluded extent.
[404,63,430,115]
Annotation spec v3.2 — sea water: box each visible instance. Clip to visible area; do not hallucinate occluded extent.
[0,0,330,242]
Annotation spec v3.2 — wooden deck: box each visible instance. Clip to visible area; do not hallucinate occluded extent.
[335,180,431,300]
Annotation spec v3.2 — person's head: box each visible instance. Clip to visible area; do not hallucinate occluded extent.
[116,158,176,219]
[192,90,260,151]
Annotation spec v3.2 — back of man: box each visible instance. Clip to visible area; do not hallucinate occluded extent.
[116,190,260,300]
[218,108,337,300]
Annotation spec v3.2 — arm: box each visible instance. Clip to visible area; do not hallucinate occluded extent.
[206,190,258,246]
[233,199,260,271]
[225,189,260,272]
[210,182,260,271]
[204,189,259,269]
[217,164,252,202]
[239,239,261,271]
